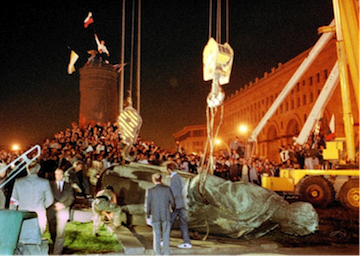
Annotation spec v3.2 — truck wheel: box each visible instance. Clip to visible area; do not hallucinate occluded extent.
[299,176,335,208]
[339,179,359,211]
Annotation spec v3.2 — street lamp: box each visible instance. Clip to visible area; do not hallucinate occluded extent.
[238,125,249,158]
[239,125,247,134]
[215,138,231,156]
[12,144,19,151]
[239,124,249,141]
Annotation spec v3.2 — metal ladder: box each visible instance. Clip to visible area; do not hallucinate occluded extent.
[0,145,41,190]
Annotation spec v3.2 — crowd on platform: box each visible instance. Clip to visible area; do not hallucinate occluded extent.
[0,121,330,190]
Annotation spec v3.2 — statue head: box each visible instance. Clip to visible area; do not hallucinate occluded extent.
[277,202,319,236]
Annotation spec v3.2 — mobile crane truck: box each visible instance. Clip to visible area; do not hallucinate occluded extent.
[246,0,359,211]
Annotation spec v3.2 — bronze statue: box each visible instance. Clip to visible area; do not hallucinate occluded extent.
[95,162,318,239]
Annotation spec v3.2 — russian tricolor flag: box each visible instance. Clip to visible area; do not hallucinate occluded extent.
[84,12,94,28]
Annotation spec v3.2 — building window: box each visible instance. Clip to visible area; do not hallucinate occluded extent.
[193,129,205,137]
[317,73,320,82]
[310,92,313,102]
[297,83,300,92]
[309,76,313,86]
[303,94,307,105]
[304,114,307,121]
[324,69,328,79]
[285,102,288,111]
[291,100,294,109]
[178,131,191,141]
[297,97,300,107]
[303,80,306,86]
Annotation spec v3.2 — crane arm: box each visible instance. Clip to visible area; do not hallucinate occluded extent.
[293,62,339,145]
[246,20,335,157]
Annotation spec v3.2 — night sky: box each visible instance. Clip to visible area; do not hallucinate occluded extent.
[0,1,334,150]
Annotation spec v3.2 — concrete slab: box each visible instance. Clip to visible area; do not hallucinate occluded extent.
[106,224,145,255]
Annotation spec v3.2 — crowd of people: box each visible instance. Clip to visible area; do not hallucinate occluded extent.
[0,122,332,191]
[0,121,333,254]
[212,131,330,185]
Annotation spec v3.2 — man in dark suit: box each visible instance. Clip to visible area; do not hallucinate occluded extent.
[47,168,75,255]
[168,165,192,248]
[145,173,175,255]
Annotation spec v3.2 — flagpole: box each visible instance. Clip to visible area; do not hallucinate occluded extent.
[136,0,141,113]
[119,0,126,115]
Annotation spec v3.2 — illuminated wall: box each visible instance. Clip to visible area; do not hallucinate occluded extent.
[219,39,358,161]
[173,125,207,154]
[175,39,359,161]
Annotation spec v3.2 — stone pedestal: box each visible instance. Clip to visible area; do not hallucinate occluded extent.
[79,63,119,127]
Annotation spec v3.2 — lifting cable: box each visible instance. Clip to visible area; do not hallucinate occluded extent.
[118,0,143,162]
[200,0,229,204]
[128,0,136,103]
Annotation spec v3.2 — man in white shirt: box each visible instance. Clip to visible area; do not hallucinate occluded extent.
[94,33,110,58]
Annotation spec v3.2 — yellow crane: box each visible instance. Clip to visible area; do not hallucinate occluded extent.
[246,0,360,211]
[258,0,359,211]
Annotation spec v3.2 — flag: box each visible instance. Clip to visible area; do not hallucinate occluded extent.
[113,63,127,73]
[67,50,79,74]
[84,12,94,28]
[325,114,335,141]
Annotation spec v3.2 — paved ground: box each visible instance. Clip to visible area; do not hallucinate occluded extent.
[105,224,359,255]
[65,208,360,256]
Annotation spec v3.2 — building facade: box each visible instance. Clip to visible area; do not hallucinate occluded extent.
[175,39,359,161]
[173,125,207,154]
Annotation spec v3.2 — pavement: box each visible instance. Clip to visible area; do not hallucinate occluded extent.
[104,224,359,255]
[70,207,359,255]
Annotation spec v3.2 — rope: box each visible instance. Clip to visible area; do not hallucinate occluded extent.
[200,103,224,203]
[216,0,221,42]
[203,220,210,241]
[226,0,229,43]
[209,0,230,43]
[129,0,136,98]
[208,0,212,40]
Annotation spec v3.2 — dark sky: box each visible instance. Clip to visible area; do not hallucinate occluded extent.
[0,1,334,150]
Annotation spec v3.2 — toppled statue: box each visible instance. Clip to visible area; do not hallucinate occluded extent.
[186,174,318,238]
[96,163,319,239]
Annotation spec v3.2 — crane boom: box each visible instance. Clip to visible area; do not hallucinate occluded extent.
[246,20,335,158]
[293,61,339,145]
